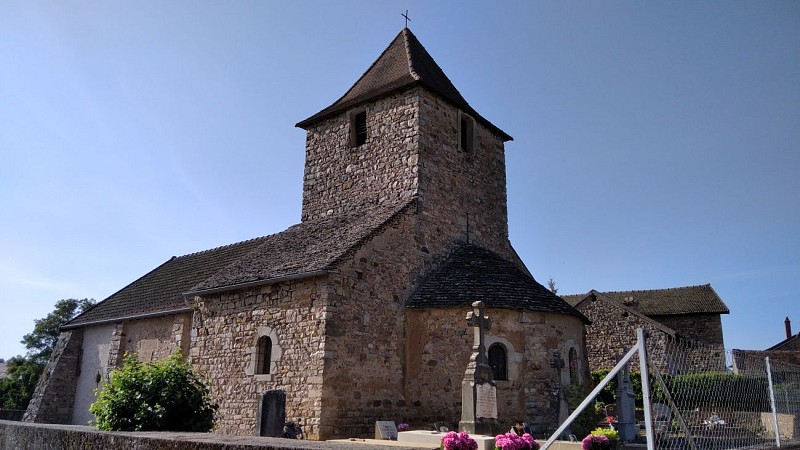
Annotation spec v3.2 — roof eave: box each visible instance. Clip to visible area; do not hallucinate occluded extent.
[184,269,329,297]
[61,307,193,331]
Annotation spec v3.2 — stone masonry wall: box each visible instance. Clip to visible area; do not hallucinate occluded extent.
[318,207,421,439]
[416,90,511,259]
[0,420,426,450]
[23,330,83,424]
[654,313,725,346]
[301,90,420,222]
[405,308,587,434]
[116,314,192,363]
[189,279,328,439]
[574,297,670,372]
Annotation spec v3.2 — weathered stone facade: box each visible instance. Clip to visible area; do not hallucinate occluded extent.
[566,294,670,372]
[27,28,588,441]
[405,309,586,433]
[189,279,328,438]
[654,313,724,346]
[301,91,419,222]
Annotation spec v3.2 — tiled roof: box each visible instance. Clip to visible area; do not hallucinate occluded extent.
[296,28,512,142]
[563,285,729,316]
[407,244,588,322]
[64,201,415,329]
[766,333,800,351]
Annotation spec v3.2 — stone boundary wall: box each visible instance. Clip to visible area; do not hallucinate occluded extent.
[0,411,23,421]
[0,420,426,450]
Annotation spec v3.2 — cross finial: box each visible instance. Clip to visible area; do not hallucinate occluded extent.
[402,10,411,28]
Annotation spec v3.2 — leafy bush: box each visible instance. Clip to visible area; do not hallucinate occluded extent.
[590,370,665,407]
[90,353,217,431]
[666,372,769,411]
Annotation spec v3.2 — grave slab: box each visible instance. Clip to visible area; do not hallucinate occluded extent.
[397,430,495,450]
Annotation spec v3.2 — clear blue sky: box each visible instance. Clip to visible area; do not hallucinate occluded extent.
[1,2,798,359]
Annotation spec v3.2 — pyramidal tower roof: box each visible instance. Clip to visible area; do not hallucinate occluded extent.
[296,28,512,141]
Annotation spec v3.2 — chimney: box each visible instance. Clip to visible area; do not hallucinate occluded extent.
[786,317,792,339]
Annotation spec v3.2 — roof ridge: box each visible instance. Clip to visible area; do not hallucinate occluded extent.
[598,284,712,295]
[402,28,421,81]
[327,199,418,268]
[312,29,410,121]
[589,291,678,337]
[176,234,273,259]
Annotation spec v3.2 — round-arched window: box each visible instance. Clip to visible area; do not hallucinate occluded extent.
[488,343,508,381]
[568,347,578,385]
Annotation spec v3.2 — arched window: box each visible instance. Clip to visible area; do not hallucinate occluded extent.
[568,347,578,385]
[488,343,508,381]
[257,336,272,375]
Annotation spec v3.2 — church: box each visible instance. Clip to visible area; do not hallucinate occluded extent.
[25,28,588,440]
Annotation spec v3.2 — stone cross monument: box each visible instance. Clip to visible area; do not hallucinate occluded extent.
[459,301,498,435]
[615,356,638,442]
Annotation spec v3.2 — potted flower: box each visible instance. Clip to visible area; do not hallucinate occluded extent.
[581,432,613,450]
[398,423,410,432]
[495,432,540,450]
[441,431,478,450]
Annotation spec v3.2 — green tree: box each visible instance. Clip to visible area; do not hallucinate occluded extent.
[22,298,94,364]
[90,353,218,431]
[0,298,94,410]
[0,356,43,409]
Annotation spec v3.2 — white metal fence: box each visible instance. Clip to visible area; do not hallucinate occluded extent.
[543,329,800,450]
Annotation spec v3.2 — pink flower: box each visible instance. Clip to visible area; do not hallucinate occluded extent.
[441,431,478,450]
[494,432,539,450]
[581,434,611,450]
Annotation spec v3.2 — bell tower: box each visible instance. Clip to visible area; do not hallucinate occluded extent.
[296,28,514,254]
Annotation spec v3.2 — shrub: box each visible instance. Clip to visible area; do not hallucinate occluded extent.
[90,352,217,431]
[666,372,769,411]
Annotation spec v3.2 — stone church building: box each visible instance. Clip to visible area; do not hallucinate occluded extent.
[25,28,588,440]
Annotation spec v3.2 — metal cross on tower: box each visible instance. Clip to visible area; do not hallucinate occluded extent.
[402,10,411,28]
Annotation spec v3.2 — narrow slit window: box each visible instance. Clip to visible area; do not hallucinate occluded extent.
[257,336,272,375]
[353,110,367,147]
[459,113,474,152]
[568,347,578,385]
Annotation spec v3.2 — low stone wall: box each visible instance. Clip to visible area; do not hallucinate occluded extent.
[0,420,428,450]
[0,411,23,421]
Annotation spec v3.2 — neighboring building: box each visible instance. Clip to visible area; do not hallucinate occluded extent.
[26,28,589,439]
[732,317,800,372]
[562,284,729,372]
[0,361,7,379]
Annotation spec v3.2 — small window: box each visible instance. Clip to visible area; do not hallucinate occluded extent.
[257,336,272,375]
[351,109,367,147]
[568,347,578,385]
[488,343,508,381]
[459,112,474,152]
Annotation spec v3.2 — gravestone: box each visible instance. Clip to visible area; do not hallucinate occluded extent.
[615,361,638,442]
[375,420,398,440]
[459,301,498,436]
[258,389,286,437]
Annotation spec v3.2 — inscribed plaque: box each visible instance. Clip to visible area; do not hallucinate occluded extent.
[475,383,497,419]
